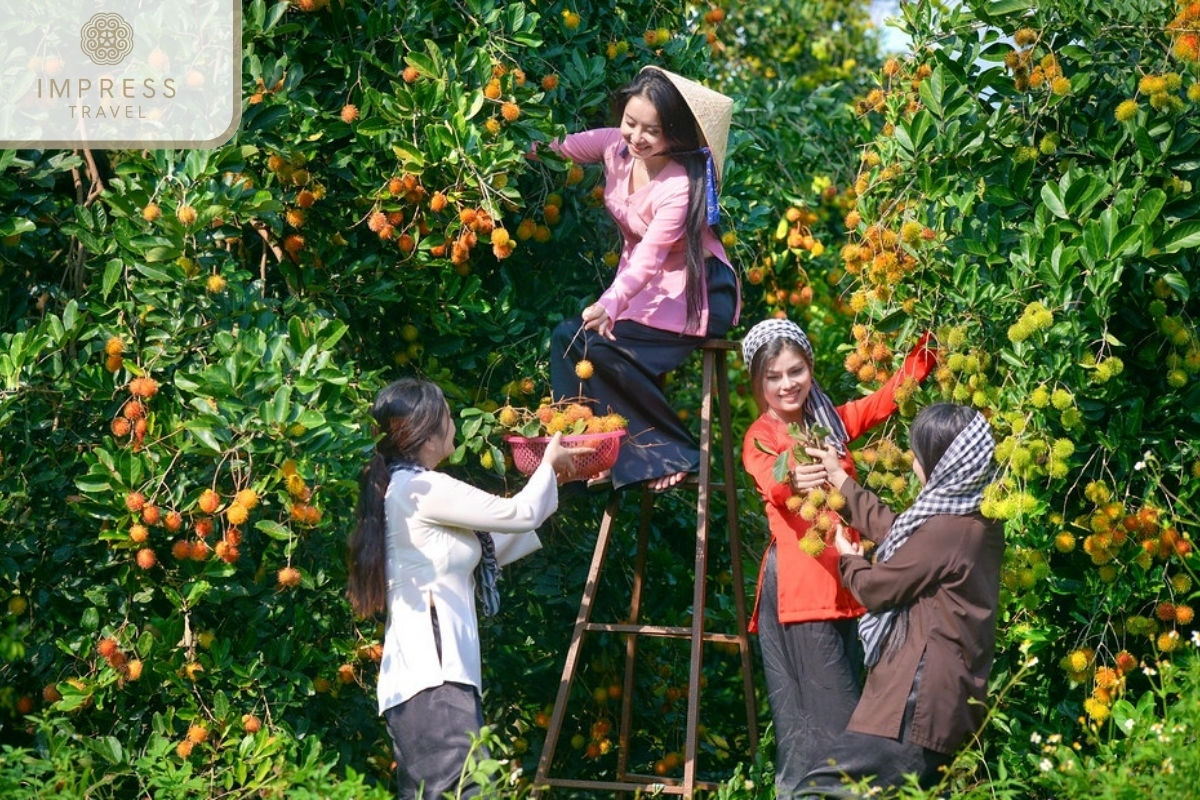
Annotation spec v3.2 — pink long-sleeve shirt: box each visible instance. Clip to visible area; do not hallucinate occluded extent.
[553,128,737,337]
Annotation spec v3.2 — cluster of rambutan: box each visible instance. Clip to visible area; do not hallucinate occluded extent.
[154,487,251,565]
[1153,302,1200,389]
[935,342,1002,413]
[282,460,322,526]
[497,400,627,439]
[979,480,1038,521]
[1074,484,1192,573]
[787,484,846,558]
[1121,611,1189,655]
[854,56,932,119]
[512,194,560,246]
[771,426,848,557]
[103,336,125,372]
[96,635,144,682]
[1006,300,1054,344]
[855,436,915,504]
[842,323,902,388]
[777,205,826,257]
[110,374,160,451]
[265,151,319,193]
[999,546,1051,596]
[584,718,614,760]
[482,63,527,134]
[1059,646,1140,718]
[992,412,1075,482]
[840,217,931,314]
[1003,29,1071,96]
[1168,3,1200,62]
[175,722,210,759]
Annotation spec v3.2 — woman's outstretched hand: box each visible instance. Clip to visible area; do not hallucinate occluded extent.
[581,304,615,340]
[833,522,862,557]
[543,432,596,483]
[803,445,850,491]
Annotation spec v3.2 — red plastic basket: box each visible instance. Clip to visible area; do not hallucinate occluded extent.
[504,430,626,478]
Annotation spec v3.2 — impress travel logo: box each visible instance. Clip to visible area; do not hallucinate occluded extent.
[1,0,241,148]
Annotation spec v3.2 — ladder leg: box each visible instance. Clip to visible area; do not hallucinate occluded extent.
[534,491,623,796]
[715,351,759,753]
[616,489,655,783]
[681,349,718,796]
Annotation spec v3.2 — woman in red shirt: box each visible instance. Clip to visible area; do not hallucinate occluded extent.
[740,319,935,796]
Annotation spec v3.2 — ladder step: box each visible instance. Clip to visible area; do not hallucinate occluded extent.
[538,777,723,794]
[581,623,742,643]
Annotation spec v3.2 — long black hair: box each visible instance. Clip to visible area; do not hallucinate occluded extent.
[614,69,710,333]
[346,378,449,617]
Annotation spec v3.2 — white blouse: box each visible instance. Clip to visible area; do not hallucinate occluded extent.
[376,461,555,713]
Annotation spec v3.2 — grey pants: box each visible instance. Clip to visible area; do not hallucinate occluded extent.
[384,681,487,800]
[757,544,864,797]
[793,729,952,797]
[794,656,953,797]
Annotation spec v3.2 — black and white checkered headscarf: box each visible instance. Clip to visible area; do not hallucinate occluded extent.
[858,409,996,668]
[741,319,850,454]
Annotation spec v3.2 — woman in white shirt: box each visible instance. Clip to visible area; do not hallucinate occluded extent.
[347,378,584,799]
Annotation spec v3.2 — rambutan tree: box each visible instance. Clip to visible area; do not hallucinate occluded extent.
[819,0,1200,792]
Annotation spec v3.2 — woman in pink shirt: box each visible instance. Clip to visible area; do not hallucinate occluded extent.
[549,66,740,491]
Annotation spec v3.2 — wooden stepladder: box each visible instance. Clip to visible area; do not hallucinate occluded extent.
[534,340,758,797]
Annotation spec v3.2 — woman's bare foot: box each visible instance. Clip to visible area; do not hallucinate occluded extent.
[647,471,689,492]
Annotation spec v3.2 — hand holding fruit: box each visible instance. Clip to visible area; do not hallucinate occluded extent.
[804,445,850,490]
[542,431,596,482]
[790,461,828,493]
[833,522,862,557]
[581,303,614,340]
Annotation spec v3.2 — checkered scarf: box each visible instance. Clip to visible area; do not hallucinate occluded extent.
[858,410,996,668]
[741,319,850,454]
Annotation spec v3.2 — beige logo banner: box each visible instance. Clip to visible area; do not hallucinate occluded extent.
[1,0,241,148]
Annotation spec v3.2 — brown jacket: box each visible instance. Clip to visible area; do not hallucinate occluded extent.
[837,479,1005,754]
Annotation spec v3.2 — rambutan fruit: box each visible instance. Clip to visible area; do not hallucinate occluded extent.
[198,489,220,514]
[278,566,301,588]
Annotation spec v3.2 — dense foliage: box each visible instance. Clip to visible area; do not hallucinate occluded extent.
[2,0,1198,797]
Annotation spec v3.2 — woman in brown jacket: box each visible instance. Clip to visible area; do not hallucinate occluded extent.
[796,403,1005,796]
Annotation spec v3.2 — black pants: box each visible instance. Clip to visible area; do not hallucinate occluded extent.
[549,257,736,489]
[757,545,864,797]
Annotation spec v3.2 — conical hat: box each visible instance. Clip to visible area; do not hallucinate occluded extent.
[640,65,733,185]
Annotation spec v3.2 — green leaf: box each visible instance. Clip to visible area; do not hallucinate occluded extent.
[1159,272,1190,302]
[184,580,212,605]
[183,422,225,454]
[0,217,35,237]
[771,450,789,484]
[917,67,944,118]
[986,0,1034,14]
[1133,189,1166,226]
[390,143,427,167]
[256,520,293,541]
[1040,184,1069,220]
[1134,128,1160,163]
[102,259,123,299]
[1159,220,1200,254]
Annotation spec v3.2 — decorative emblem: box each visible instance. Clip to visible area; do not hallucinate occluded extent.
[80,13,135,66]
